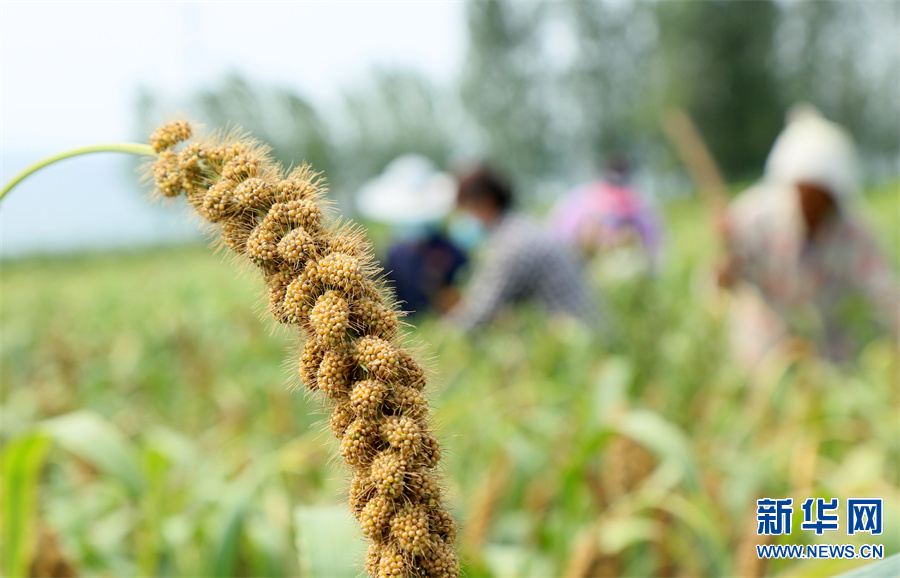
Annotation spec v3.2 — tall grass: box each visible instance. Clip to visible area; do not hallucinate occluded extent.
[1,188,897,576]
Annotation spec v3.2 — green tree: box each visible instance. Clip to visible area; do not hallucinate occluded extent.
[460,0,552,186]
[193,74,336,178]
[655,0,784,181]
[137,74,336,185]
[561,0,660,173]
[337,69,457,187]
[776,0,899,163]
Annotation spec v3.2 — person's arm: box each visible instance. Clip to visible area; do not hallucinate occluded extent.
[717,190,770,290]
[849,229,900,339]
[450,237,523,332]
[716,209,746,289]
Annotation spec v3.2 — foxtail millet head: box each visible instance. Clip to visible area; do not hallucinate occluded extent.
[145,119,458,577]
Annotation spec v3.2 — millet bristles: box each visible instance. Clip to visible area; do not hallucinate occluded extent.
[145,121,459,577]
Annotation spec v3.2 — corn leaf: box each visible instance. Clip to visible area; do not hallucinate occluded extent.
[1,432,51,578]
[40,411,145,497]
[294,505,363,578]
[208,489,251,577]
[616,409,700,489]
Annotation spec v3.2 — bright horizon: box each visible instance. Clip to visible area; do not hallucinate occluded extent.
[0,1,466,149]
[0,2,466,255]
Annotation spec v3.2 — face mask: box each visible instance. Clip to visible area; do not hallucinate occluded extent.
[395,222,431,240]
[448,213,486,251]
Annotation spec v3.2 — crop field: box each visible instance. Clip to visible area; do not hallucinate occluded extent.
[2,186,898,577]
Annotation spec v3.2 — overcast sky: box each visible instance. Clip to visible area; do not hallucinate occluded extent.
[1,1,466,148]
[0,1,466,255]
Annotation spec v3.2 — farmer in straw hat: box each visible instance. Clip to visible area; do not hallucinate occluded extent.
[355,155,468,317]
[718,106,899,367]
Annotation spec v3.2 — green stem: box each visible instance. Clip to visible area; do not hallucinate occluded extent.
[0,143,157,202]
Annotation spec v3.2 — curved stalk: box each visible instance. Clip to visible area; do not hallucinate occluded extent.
[0,143,157,202]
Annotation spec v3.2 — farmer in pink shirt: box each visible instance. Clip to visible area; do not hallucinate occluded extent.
[551,153,663,274]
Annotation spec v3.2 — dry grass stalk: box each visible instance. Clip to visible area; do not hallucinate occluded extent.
[735,508,771,578]
[145,121,458,577]
[604,434,656,502]
[462,453,512,553]
[29,528,77,578]
[563,530,619,578]
[653,507,676,578]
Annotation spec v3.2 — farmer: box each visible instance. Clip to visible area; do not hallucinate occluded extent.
[551,152,663,274]
[449,165,602,333]
[717,106,899,367]
[355,155,467,317]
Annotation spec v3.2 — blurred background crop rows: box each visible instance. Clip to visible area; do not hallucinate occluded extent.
[1,1,898,577]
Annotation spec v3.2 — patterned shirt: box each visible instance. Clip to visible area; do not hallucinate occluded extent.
[453,212,601,332]
[728,183,898,362]
[551,180,663,270]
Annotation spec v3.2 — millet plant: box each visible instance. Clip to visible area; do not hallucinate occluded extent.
[1,121,459,578]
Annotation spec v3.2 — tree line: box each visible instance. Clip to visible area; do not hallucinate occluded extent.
[136,0,898,205]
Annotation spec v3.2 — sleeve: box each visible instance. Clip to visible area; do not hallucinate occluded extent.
[451,236,524,332]
[549,187,586,243]
[727,189,770,287]
[849,229,900,338]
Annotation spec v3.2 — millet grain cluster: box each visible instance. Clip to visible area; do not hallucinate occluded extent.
[147,121,458,578]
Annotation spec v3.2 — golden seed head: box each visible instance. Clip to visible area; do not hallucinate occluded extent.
[309,252,363,294]
[266,271,294,323]
[423,538,460,578]
[219,219,252,253]
[153,150,184,197]
[233,177,274,208]
[417,432,442,470]
[399,351,427,390]
[355,298,400,340]
[405,473,442,507]
[328,235,364,257]
[340,418,380,467]
[175,166,205,202]
[222,143,249,158]
[350,379,389,418]
[391,506,431,555]
[317,348,354,400]
[176,142,206,191]
[330,403,355,438]
[349,473,375,514]
[370,451,408,498]
[178,141,205,164]
[309,291,350,345]
[365,543,382,577]
[150,120,192,153]
[388,386,427,420]
[263,200,322,231]
[282,274,317,324]
[298,339,325,391]
[203,145,226,165]
[276,177,316,201]
[360,494,394,539]
[382,415,421,458]
[377,546,410,578]
[201,179,238,222]
[355,336,400,380]
[431,507,457,542]
[246,225,281,265]
[221,153,261,181]
[147,121,457,571]
[276,228,315,266]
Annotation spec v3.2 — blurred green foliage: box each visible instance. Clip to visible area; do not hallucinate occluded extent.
[1,188,897,576]
[136,0,899,198]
